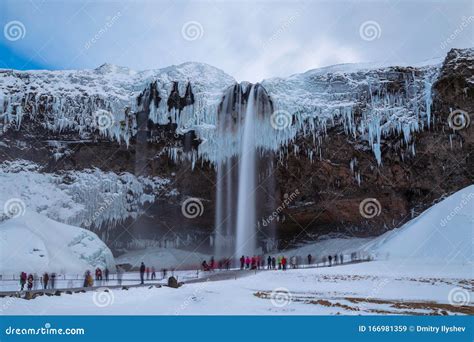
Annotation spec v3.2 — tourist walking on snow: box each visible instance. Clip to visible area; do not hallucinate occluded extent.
[83,270,93,287]
[291,256,297,269]
[267,256,272,269]
[307,254,312,266]
[104,267,109,282]
[33,273,39,290]
[210,256,215,269]
[151,266,156,280]
[42,272,49,289]
[19,272,27,291]
[282,256,287,270]
[240,255,245,269]
[140,262,146,284]
[328,255,332,266]
[116,266,123,286]
[245,256,250,269]
[27,274,33,291]
[50,273,56,289]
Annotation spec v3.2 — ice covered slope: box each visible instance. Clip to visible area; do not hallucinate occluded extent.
[0,212,115,275]
[367,185,473,265]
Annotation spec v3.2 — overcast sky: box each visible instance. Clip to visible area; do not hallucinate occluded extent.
[0,0,472,82]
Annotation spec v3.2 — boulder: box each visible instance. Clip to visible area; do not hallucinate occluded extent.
[167,276,181,288]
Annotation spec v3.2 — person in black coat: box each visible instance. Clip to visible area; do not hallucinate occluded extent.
[139,262,146,284]
[240,255,245,270]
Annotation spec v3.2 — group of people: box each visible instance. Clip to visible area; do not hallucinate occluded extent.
[19,272,57,291]
[239,255,298,270]
[18,251,365,291]
[199,254,314,272]
[201,257,231,271]
[323,254,344,266]
[139,262,159,284]
[199,251,362,272]
[18,263,164,291]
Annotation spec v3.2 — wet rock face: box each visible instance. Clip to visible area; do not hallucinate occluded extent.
[217,83,274,133]
[0,50,472,253]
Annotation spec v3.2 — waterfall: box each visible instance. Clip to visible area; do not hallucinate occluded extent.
[213,84,274,258]
[235,86,257,256]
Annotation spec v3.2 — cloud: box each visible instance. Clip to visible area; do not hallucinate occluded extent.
[0,0,472,81]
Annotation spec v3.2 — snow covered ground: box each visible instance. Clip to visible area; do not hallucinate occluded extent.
[115,247,210,271]
[0,185,472,315]
[1,261,471,315]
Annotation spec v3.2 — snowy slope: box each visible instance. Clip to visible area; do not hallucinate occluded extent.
[365,185,474,265]
[287,185,473,267]
[0,212,115,274]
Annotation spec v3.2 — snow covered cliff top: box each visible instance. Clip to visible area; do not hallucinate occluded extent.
[0,48,472,165]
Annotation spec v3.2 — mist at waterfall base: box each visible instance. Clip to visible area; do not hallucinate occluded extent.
[213,84,276,259]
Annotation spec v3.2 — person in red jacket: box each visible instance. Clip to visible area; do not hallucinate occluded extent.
[281,256,287,270]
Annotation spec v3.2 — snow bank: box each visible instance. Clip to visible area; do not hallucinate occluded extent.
[0,212,115,275]
[366,185,474,265]
[288,185,473,269]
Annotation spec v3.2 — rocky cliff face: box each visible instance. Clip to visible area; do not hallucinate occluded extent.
[0,49,472,254]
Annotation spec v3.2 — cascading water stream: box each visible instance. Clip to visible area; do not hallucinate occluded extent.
[213,83,275,259]
[235,85,257,257]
